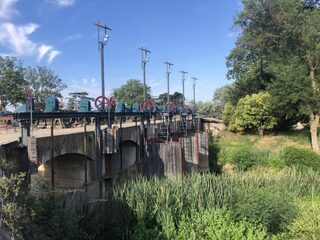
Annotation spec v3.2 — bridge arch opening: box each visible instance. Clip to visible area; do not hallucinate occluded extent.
[38,153,94,189]
[120,140,139,169]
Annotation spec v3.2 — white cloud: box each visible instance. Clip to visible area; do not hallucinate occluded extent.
[48,0,76,7]
[48,50,61,64]
[38,44,53,61]
[0,0,19,20]
[61,33,82,42]
[0,22,38,56]
[0,0,61,63]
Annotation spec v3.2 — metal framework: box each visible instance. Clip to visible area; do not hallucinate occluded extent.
[94,22,112,112]
[139,47,151,102]
[180,71,188,107]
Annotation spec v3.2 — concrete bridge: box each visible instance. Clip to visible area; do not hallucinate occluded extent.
[1,118,210,198]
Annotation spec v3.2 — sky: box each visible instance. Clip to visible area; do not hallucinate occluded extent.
[0,0,242,104]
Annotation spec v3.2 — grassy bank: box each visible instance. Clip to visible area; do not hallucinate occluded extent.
[210,129,320,172]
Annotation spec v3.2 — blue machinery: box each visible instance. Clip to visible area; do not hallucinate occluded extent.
[11,96,199,140]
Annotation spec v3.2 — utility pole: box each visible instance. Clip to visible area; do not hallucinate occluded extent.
[94,22,111,112]
[164,61,173,107]
[180,71,188,107]
[192,77,198,108]
[139,47,151,102]
[164,61,173,142]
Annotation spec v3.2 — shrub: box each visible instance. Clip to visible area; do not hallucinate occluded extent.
[221,146,270,171]
[229,92,277,135]
[280,146,320,171]
[228,188,297,234]
[177,209,270,240]
[231,147,256,171]
[285,197,320,240]
[222,101,235,124]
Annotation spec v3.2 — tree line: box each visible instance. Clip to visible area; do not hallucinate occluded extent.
[198,0,320,154]
[0,57,67,111]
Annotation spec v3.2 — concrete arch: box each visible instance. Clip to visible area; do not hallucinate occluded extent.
[35,132,96,164]
[38,153,95,189]
[119,126,141,145]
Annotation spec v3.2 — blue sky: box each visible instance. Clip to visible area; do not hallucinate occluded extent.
[0,0,242,103]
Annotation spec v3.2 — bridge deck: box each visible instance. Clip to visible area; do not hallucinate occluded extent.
[0,122,140,145]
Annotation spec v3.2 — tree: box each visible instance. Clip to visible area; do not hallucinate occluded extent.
[0,57,27,111]
[65,92,92,110]
[227,0,320,152]
[156,92,184,106]
[113,79,151,106]
[196,101,216,117]
[25,66,67,110]
[229,92,277,135]
[211,85,234,118]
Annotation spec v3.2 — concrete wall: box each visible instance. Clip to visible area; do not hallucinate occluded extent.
[35,131,96,164]
[38,153,95,189]
[144,132,209,178]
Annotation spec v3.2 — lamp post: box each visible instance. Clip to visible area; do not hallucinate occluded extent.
[192,77,198,108]
[94,22,111,112]
[180,71,188,107]
[139,47,151,103]
[164,61,173,107]
[164,61,173,142]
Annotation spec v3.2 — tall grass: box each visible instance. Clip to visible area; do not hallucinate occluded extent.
[112,168,320,238]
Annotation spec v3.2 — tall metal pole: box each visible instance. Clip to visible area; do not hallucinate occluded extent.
[100,43,105,103]
[94,22,111,112]
[180,71,188,107]
[164,61,173,142]
[164,61,173,107]
[139,47,151,102]
[192,77,198,108]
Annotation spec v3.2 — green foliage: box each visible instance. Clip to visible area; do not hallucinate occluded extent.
[177,209,270,240]
[25,66,67,110]
[285,197,320,240]
[0,157,16,176]
[209,85,234,119]
[280,146,320,171]
[216,139,270,171]
[196,100,216,117]
[0,173,31,239]
[230,147,262,171]
[113,169,320,238]
[222,101,235,124]
[113,79,151,105]
[227,0,320,150]
[66,91,92,110]
[0,56,27,110]
[30,181,93,240]
[229,92,277,134]
[229,188,296,234]
[156,91,184,106]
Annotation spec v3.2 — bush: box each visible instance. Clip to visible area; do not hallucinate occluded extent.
[220,145,269,171]
[228,188,297,234]
[177,209,270,240]
[285,197,320,240]
[280,146,320,171]
[229,92,277,135]
[231,147,257,171]
[222,101,235,124]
